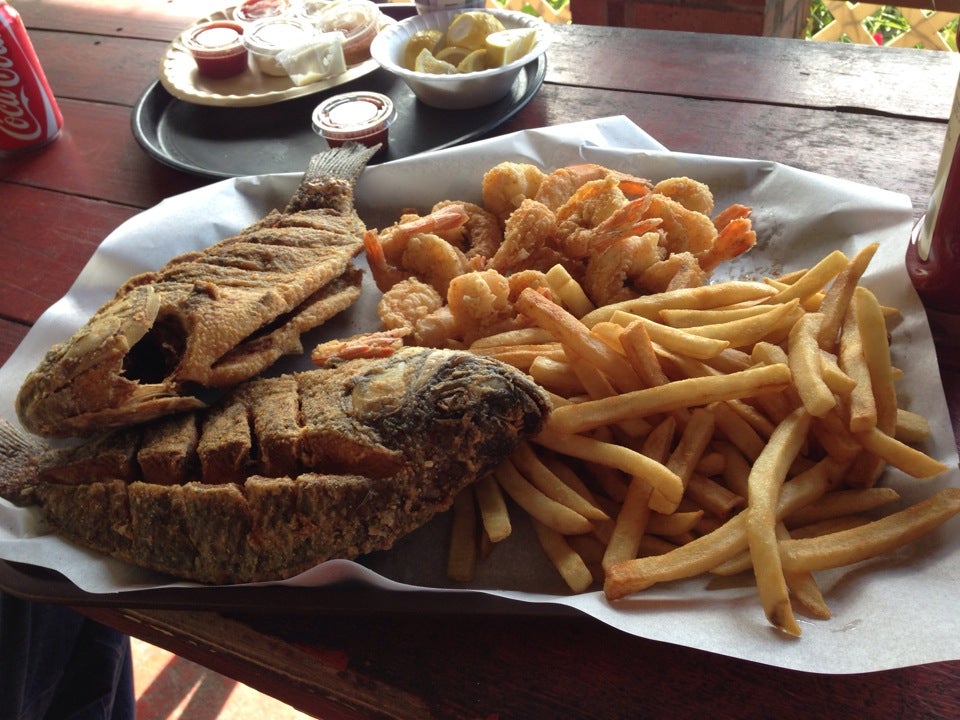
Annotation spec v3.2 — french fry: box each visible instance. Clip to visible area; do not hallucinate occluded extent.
[617,319,673,388]
[746,407,812,636]
[686,473,746,520]
[565,345,652,437]
[776,522,831,620]
[658,303,776,328]
[511,441,609,522]
[641,415,677,464]
[666,407,716,487]
[532,519,596,593]
[838,300,877,433]
[474,473,512,543]
[534,427,684,514]
[779,488,960,573]
[547,363,792,435]
[447,487,478,582]
[517,288,642,392]
[854,286,897,434]
[602,477,653,571]
[854,426,949,479]
[815,242,879,352]
[604,449,839,601]
[528,356,585,396]
[788,312,836,417]
[676,299,804,348]
[646,510,705,536]
[608,311,731,359]
[469,327,556,349]
[787,515,872,539]
[494,458,594,535]
[581,281,777,326]
[819,350,857,396]
[896,409,932,444]
[545,263,596,318]
[764,250,849,305]
[695,451,726,477]
[710,400,767,461]
[784,487,900,528]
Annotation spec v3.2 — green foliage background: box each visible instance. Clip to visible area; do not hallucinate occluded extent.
[807,1,957,50]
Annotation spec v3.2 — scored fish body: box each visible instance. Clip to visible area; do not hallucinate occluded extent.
[0,347,551,584]
[16,144,379,439]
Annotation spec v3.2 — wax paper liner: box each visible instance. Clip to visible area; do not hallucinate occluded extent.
[2,116,958,673]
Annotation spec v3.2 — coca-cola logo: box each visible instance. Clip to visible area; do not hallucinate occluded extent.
[0,33,43,143]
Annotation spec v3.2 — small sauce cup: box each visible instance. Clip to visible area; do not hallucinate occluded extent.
[316,0,381,65]
[233,0,291,24]
[312,91,397,151]
[243,17,317,76]
[184,21,249,79]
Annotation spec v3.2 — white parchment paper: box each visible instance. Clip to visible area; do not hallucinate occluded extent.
[1,116,958,673]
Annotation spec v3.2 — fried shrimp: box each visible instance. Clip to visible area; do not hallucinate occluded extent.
[489,198,562,273]
[362,161,756,350]
[365,204,472,292]
[482,162,547,223]
[652,176,714,216]
[640,194,718,256]
[535,163,652,211]
[583,232,664,306]
[699,217,757,273]
[559,196,663,260]
[432,200,503,261]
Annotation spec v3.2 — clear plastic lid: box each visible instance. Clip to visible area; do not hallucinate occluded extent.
[242,16,316,56]
[185,21,245,54]
[312,91,397,140]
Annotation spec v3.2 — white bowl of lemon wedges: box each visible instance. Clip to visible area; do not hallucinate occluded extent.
[369,8,550,110]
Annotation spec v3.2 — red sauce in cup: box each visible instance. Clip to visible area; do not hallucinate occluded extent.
[184,21,249,79]
[233,0,290,24]
[312,91,397,150]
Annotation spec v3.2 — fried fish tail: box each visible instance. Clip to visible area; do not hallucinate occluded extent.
[284,142,381,214]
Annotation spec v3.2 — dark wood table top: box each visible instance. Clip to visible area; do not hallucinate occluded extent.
[3,2,960,718]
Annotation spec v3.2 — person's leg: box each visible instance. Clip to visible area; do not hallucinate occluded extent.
[0,590,135,720]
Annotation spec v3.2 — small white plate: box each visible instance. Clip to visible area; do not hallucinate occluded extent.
[159,6,394,108]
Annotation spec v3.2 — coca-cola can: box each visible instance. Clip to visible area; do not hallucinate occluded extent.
[0,0,63,156]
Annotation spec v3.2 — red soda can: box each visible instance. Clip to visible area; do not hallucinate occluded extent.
[0,0,63,156]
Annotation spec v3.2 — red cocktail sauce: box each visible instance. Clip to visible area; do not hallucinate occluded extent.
[312,92,396,151]
[184,21,248,78]
[233,0,290,23]
[906,75,960,352]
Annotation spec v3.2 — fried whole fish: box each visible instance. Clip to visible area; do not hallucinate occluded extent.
[16,143,379,439]
[0,346,551,584]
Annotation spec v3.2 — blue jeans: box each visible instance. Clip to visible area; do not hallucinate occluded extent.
[0,591,135,720]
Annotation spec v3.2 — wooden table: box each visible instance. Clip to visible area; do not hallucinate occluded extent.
[4,2,960,718]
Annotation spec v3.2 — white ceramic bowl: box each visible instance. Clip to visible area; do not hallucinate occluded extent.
[369,8,550,110]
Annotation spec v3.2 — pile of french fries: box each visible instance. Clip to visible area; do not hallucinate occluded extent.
[446,241,960,637]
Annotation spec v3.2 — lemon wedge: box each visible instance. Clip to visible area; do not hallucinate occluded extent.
[435,45,471,67]
[457,48,489,73]
[445,11,505,51]
[414,48,458,74]
[485,28,538,67]
[403,29,443,71]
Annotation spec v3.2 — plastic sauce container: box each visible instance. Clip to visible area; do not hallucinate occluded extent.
[312,91,396,151]
[184,21,249,79]
[243,17,316,76]
[233,0,290,24]
[316,0,381,64]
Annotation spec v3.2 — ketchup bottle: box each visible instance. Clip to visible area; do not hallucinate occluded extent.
[906,73,960,352]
